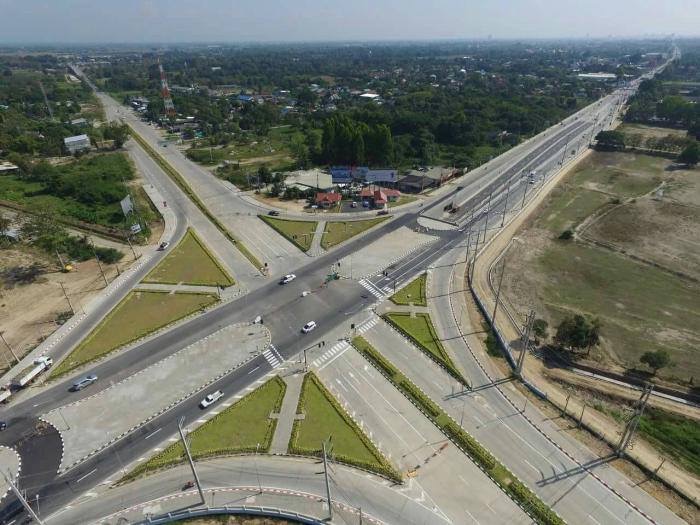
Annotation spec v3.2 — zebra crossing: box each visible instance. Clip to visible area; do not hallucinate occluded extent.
[359,278,386,300]
[355,317,379,335]
[263,344,284,369]
[312,340,350,369]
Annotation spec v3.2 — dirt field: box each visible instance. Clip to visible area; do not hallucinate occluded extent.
[500,151,700,384]
[618,123,688,139]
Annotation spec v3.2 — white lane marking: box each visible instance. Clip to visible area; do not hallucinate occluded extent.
[144,428,162,440]
[75,468,97,483]
[247,366,260,374]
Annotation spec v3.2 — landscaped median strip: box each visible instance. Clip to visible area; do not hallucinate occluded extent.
[320,216,390,250]
[258,215,318,252]
[143,227,235,286]
[121,376,286,482]
[382,312,469,386]
[288,372,402,483]
[389,272,427,306]
[128,127,263,271]
[352,336,565,525]
[49,291,218,379]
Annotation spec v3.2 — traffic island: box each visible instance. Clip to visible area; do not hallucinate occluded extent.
[389,272,427,306]
[143,228,235,286]
[352,336,565,525]
[50,290,218,378]
[122,376,286,482]
[258,215,318,252]
[288,372,402,483]
[383,312,468,386]
[320,216,390,250]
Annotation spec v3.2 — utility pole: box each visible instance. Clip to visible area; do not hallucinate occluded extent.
[482,191,493,243]
[126,235,138,260]
[55,250,65,270]
[616,384,653,457]
[0,331,20,365]
[90,237,108,287]
[500,180,511,227]
[177,418,205,504]
[3,470,43,525]
[520,175,529,210]
[491,255,507,327]
[516,310,535,376]
[59,282,74,316]
[322,441,333,521]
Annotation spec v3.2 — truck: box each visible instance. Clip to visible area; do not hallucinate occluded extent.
[11,356,53,389]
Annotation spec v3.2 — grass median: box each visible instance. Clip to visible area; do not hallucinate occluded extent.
[123,376,286,481]
[288,372,401,482]
[258,215,317,252]
[128,127,263,271]
[389,273,427,306]
[50,291,218,378]
[321,216,389,249]
[352,336,564,525]
[383,312,468,386]
[143,228,234,286]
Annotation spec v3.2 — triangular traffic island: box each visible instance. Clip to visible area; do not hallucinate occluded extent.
[288,371,401,482]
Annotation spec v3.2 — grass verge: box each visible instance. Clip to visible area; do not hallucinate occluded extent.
[50,291,218,378]
[321,217,389,249]
[288,372,401,482]
[389,273,427,306]
[638,408,700,478]
[383,312,468,386]
[128,127,263,271]
[122,377,286,481]
[258,216,317,252]
[143,228,234,286]
[352,336,564,525]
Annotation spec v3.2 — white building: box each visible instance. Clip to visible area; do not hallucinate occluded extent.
[64,134,91,154]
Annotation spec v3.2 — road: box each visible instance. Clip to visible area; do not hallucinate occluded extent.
[0,58,681,524]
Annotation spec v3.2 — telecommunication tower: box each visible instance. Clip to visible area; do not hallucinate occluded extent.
[158,58,176,117]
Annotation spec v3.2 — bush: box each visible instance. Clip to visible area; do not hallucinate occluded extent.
[558,229,574,240]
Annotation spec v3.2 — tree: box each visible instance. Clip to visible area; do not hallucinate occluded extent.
[101,123,129,149]
[554,314,602,355]
[595,130,625,150]
[532,318,548,344]
[640,350,671,375]
[678,141,700,167]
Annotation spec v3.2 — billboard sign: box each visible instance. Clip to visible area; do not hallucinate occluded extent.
[130,223,142,234]
[365,169,398,183]
[120,195,134,216]
[330,166,353,183]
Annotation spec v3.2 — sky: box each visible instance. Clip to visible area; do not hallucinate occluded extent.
[0,0,697,44]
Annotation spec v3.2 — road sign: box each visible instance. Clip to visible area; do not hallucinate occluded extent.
[130,223,142,234]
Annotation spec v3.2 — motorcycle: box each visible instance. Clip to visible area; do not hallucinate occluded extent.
[182,480,195,490]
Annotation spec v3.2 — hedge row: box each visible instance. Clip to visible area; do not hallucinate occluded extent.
[352,336,565,525]
[129,128,263,270]
[381,313,470,386]
[288,372,403,483]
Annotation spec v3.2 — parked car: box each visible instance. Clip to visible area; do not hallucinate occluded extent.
[280,274,296,284]
[350,201,358,208]
[268,210,280,216]
[0,421,6,431]
[70,374,98,392]
[158,241,170,251]
[377,210,389,215]
[200,390,224,408]
[301,321,317,333]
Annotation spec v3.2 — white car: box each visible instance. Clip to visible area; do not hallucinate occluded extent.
[301,321,317,333]
[281,274,296,284]
[200,390,224,409]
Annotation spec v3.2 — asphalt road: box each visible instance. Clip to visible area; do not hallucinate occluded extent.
[0,61,676,523]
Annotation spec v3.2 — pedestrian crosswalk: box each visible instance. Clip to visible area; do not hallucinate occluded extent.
[263,344,284,369]
[359,278,386,300]
[356,317,378,335]
[312,340,350,369]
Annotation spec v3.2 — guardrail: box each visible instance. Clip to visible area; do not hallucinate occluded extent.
[137,505,324,525]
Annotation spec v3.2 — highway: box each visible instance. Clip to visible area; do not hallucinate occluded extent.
[0,56,682,524]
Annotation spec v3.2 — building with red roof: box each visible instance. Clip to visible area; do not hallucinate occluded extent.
[315,191,342,208]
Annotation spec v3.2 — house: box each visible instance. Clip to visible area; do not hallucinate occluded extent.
[63,134,91,154]
[315,192,342,209]
[70,117,88,127]
[359,187,401,208]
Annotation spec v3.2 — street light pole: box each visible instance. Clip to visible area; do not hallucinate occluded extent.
[322,441,333,521]
[177,417,205,504]
[3,471,43,525]
[0,332,19,364]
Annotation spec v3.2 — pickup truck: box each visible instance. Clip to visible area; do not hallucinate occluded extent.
[11,356,53,389]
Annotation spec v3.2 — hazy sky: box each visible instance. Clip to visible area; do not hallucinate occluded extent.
[0,0,697,44]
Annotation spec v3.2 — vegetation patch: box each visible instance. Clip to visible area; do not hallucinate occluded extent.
[288,372,401,482]
[637,408,700,478]
[258,216,317,252]
[352,336,563,525]
[383,312,468,385]
[389,273,427,306]
[143,228,234,286]
[123,377,286,481]
[129,129,263,271]
[50,291,217,378]
[321,217,389,250]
